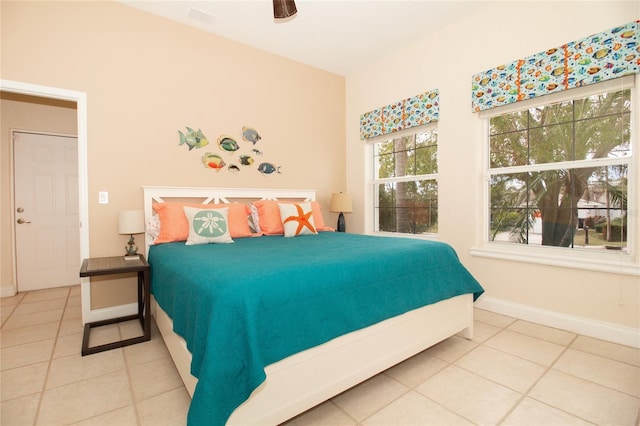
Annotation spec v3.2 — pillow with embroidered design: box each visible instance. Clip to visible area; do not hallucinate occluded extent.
[183,206,234,245]
[252,200,333,235]
[278,202,318,237]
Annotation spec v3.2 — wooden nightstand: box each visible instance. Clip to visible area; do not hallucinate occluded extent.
[79,255,151,356]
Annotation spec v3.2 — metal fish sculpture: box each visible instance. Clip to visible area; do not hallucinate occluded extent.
[257,162,281,175]
[242,126,261,145]
[228,164,240,173]
[217,135,240,153]
[202,152,226,172]
[251,149,263,156]
[239,155,254,166]
[178,127,209,150]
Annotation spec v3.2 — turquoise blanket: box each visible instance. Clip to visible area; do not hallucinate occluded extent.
[149,233,483,425]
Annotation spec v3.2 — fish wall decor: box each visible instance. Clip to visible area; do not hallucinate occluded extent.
[242,126,261,144]
[202,152,226,172]
[178,127,209,150]
[218,136,240,153]
[239,155,254,166]
[257,162,281,175]
[179,124,283,177]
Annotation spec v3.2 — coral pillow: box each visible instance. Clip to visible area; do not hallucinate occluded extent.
[153,202,252,243]
[278,202,317,237]
[252,200,333,235]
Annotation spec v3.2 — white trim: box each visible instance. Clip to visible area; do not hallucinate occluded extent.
[1,285,17,298]
[487,156,630,176]
[470,244,640,276]
[476,296,640,348]
[0,79,90,319]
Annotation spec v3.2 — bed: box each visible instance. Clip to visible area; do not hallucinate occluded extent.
[143,186,484,425]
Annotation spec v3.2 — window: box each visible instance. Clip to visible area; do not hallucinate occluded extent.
[372,126,438,235]
[487,82,632,254]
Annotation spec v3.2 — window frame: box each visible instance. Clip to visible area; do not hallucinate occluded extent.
[368,123,440,239]
[471,76,639,276]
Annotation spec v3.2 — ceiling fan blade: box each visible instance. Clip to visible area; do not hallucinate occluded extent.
[273,0,297,19]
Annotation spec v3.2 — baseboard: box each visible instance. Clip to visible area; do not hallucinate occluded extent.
[475,296,640,349]
[1,285,17,298]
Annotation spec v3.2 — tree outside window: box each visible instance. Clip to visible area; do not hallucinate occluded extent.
[373,128,438,234]
[489,87,631,251]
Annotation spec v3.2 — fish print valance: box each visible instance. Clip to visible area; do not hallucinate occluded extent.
[471,21,639,112]
[360,89,439,140]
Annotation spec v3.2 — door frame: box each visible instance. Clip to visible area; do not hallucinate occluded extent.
[1,79,90,320]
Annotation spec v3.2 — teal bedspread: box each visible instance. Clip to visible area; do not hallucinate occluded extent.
[149,233,483,425]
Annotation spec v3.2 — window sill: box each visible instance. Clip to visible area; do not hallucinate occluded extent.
[470,243,640,276]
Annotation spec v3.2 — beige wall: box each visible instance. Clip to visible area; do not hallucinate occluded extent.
[1,1,345,307]
[0,93,78,292]
[346,2,639,329]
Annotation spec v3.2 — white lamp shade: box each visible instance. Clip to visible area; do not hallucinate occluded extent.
[330,193,353,213]
[118,210,145,235]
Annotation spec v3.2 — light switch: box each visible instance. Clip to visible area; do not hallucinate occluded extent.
[98,191,109,204]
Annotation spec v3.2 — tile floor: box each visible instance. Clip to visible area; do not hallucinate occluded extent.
[1,286,639,426]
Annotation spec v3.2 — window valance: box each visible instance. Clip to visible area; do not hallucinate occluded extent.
[360,89,439,140]
[471,20,639,112]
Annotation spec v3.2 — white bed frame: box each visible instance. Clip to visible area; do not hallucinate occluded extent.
[143,186,474,425]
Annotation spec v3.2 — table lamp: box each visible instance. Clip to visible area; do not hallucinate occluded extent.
[330,193,352,233]
[118,210,145,259]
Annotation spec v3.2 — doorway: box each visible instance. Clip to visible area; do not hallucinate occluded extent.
[1,79,89,320]
[13,131,80,291]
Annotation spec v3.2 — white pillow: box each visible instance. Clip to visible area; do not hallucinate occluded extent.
[146,215,161,244]
[278,202,317,238]
[183,206,234,245]
[249,204,261,233]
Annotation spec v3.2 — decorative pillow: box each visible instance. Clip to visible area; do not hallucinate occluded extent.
[152,202,253,243]
[252,200,334,235]
[146,215,161,243]
[249,204,261,233]
[278,202,317,237]
[308,201,333,231]
[183,206,234,245]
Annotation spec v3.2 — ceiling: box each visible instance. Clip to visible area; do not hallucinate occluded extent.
[120,0,484,76]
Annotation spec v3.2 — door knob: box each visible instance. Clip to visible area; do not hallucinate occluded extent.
[17,218,31,224]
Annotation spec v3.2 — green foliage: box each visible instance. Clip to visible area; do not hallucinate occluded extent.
[375,131,439,234]
[489,88,630,247]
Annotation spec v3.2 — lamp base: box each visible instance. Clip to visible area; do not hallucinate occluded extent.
[337,212,346,233]
[125,234,138,257]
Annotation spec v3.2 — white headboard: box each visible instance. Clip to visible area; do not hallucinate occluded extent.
[142,186,316,256]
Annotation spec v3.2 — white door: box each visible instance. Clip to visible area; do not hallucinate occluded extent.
[14,131,80,291]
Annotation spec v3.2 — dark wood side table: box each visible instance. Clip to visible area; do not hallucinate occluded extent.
[79,255,151,356]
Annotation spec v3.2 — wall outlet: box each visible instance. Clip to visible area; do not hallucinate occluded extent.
[98,191,109,204]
